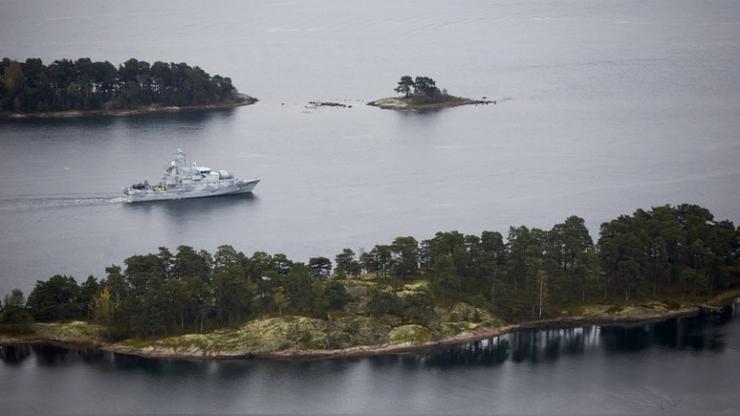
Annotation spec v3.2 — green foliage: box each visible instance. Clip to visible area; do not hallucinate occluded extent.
[0,57,240,113]
[367,289,400,316]
[393,74,454,104]
[92,287,115,327]
[394,75,414,97]
[79,275,99,318]
[399,290,436,325]
[308,257,332,278]
[27,275,83,321]
[0,289,32,328]
[334,248,361,278]
[361,245,393,278]
[282,264,317,315]
[324,280,351,310]
[391,236,420,278]
[4,203,737,339]
[599,204,736,301]
[412,76,439,97]
[212,245,252,326]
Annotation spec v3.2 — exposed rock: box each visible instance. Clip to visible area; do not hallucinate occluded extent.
[305,101,351,109]
[367,95,495,112]
[4,288,738,361]
[388,324,431,344]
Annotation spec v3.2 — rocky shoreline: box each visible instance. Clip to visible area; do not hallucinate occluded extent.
[3,289,738,361]
[367,96,495,111]
[0,94,257,120]
[253,304,705,360]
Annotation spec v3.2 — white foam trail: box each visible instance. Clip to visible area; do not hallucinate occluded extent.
[0,194,126,212]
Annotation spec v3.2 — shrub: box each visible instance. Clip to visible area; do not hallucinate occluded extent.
[367,289,400,316]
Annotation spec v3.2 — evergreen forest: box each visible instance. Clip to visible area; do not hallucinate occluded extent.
[1,204,738,339]
[0,57,241,113]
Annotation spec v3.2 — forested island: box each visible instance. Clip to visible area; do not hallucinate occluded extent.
[1,204,738,359]
[368,75,493,111]
[0,58,256,119]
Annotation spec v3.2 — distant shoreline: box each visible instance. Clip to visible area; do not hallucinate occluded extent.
[0,94,257,121]
[3,289,738,361]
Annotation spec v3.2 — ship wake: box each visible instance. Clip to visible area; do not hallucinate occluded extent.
[0,194,127,212]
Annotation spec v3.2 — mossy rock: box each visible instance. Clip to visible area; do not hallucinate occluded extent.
[395,282,432,306]
[293,328,327,350]
[34,321,101,341]
[605,305,623,314]
[642,301,670,312]
[240,316,328,352]
[340,315,396,347]
[136,316,330,355]
[440,322,476,337]
[402,281,430,292]
[449,302,492,322]
[369,97,408,109]
[664,300,682,310]
[578,305,612,315]
[388,324,431,345]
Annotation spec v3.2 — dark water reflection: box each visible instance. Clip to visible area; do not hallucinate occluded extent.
[3,107,238,129]
[1,304,735,370]
[1,302,738,414]
[424,302,736,367]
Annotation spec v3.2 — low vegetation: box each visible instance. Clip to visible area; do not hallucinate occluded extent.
[1,204,738,355]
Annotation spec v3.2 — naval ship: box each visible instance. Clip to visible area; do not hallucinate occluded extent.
[123,149,260,202]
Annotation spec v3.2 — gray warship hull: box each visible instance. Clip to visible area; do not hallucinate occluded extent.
[125,178,260,203]
[123,149,260,203]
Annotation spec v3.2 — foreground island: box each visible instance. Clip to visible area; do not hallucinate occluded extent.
[1,286,738,360]
[1,204,738,359]
[368,75,494,111]
[0,58,256,120]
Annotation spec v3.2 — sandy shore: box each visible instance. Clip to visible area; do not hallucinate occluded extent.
[0,94,257,120]
[3,289,738,361]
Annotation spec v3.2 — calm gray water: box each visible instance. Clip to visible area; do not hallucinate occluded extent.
[1,0,739,295]
[1,2,740,413]
[1,304,739,415]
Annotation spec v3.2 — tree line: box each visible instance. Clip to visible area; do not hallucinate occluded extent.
[394,75,454,104]
[0,57,239,113]
[1,204,738,338]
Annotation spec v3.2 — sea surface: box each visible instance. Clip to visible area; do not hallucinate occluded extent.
[1,1,740,413]
[1,0,739,295]
[1,303,739,415]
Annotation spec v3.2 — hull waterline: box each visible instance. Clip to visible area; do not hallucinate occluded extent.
[125,178,260,203]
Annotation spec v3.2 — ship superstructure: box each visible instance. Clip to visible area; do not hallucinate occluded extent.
[123,149,260,202]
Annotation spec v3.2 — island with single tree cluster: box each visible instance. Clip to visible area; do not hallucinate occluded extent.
[368,75,495,111]
[1,204,739,359]
[0,58,256,120]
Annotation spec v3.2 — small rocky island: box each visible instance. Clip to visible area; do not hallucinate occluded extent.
[368,75,494,111]
[0,58,256,119]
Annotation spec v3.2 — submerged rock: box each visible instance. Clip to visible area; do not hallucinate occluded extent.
[305,101,350,109]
